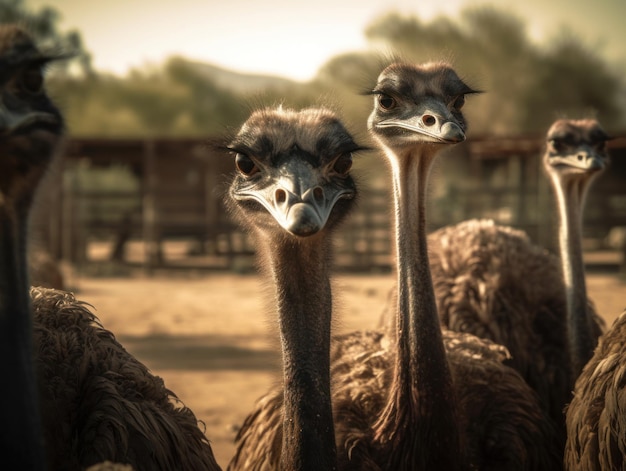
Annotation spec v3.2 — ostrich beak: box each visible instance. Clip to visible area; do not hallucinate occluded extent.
[236,157,355,237]
[0,103,59,136]
[374,97,465,144]
[549,148,608,173]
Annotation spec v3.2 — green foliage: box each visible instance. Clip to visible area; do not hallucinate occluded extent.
[519,30,623,131]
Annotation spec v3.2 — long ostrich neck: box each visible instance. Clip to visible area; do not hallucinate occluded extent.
[0,196,47,469]
[263,235,337,471]
[552,174,595,376]
[375,144,461,470]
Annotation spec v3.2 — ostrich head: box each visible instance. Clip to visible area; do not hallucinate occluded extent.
[367,61,479,160]
[0,25,64,203]
[543,119,610,188]
[227,106,363,240]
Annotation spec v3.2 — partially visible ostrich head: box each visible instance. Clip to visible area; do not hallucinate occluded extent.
[542,118,611,377]
[225,106,364,470]
[227,106,361,240]
[543,118,610,193]
[0,25,64,202]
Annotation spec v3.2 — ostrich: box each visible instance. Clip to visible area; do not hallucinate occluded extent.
[542,119,610,375]
[0,23,61,470]
[230,62,561,470]
[541,119,624,470]
[0,25,221,471]
[357,60,561,470]
[434,121,608,423]
[224,106,364,470]
[379,123,605,438]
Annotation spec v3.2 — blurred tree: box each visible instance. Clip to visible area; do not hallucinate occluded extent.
[24,3,626,138]
[316,51,381,91]
[165,57,248,135]
[0,0,92,76]
[52,58,251,137]
[361,6,624,134]
[313,51,380,129]
[520,29,623,132]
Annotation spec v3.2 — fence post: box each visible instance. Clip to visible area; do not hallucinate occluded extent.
[142,140,158,274]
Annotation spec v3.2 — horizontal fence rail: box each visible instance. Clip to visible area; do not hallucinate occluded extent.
[31,136,626,274]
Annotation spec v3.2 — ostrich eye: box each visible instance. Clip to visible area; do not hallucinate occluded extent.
[235,153,259,176]
[332,154,352,176]
[452,95,465,110]
[378,94,395,110]
[20,65,44,94]
[549,138,564,152]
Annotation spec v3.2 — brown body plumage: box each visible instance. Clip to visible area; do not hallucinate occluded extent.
[234,328,561,470]
[426,218,603,435]
[0,24,220,471]
[565,309,626,470]
[32,287,219,470]
[230,62,561,470]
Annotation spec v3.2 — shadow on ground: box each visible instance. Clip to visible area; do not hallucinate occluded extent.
[118,334,281,371]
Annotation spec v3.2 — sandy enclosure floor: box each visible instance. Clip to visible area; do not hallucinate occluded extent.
[70,272,625,468]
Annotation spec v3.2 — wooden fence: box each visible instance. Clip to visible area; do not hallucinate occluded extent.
[33,134,626,273]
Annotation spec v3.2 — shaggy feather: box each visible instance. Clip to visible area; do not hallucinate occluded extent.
[565,309,626,470]
[380,218,604,436]
[32,287,221,471]
[229,329,562,470]
[429,220,604,424]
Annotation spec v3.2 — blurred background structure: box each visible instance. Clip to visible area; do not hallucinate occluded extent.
[7,0,626,278]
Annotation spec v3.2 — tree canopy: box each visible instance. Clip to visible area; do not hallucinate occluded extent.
[3,2,623,138]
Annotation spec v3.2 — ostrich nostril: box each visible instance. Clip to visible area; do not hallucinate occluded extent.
[313,187,324,203]
[577,154,584,161]
[422,115,436,127]
[276,189,287,204]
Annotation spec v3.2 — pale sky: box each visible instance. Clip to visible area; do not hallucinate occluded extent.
[27,0,626,81]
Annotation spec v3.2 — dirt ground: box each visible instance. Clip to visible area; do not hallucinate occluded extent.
[69,271,625,468]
